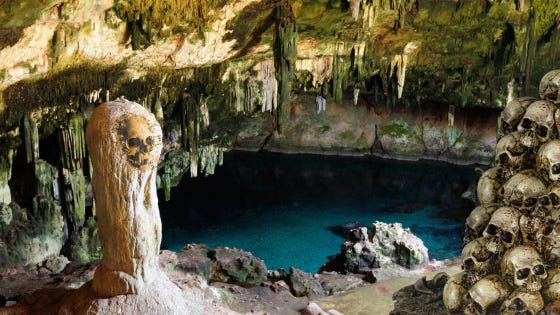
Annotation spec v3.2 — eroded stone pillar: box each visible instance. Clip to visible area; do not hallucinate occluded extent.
[86,99,163,297]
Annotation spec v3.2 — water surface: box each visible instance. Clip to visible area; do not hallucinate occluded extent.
[160,152,477,273]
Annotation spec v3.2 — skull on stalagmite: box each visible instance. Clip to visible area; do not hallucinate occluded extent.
[537,140,560,184]
[465,205,498,244]
[462,237,493,284]
[495,131,530,178]
[86,100,164,297]
[118,115,159,171]
[482,207,521,256]
[539,69,560,104]
[476,167,505,207]
[464,274,510,315]
[443,272,468,313]
[502,171,546,214]
[517,100,558,150]
[501,245,547,293]
[499,97,536,138]
[499,289,544,315]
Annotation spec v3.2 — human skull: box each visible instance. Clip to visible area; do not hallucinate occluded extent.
[464,274,510,315]
[541,220,560,265]
[117,114,161,171]
[543,266,560,301]
[495,131,530,178]
[476,167,505,206]
[465,205,498,243]
[540,184,560,212]
[536,140,560,184]
[519,214,555,252]
[462,237,494,284]
[502,171,546,214]
[500,289,544,315]
[517,100,558,150]
[499,97,537,138]
[482,207,521,255]
[539,69,560,104]
[501,245,547,292]
[443,271,468,313]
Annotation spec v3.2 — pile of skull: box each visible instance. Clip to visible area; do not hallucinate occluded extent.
[443,69,560,315]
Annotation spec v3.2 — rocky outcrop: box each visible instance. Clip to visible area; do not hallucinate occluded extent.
[320,221,429,276]
[287,267,325,299]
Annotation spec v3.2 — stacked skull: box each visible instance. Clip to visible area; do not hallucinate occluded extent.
[444,69,560,315]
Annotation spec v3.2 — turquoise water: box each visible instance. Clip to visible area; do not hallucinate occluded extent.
[160,152,477,273]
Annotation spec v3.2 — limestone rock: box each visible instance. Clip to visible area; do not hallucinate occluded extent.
[86,99,165,297]
[176,244,212,280]
[287,267,325,299]
[316,271,364,295]
[43,255,70,274]
[210,247,267,286]
[320,221,429,275]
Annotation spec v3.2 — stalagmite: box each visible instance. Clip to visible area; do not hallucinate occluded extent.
[84,99,186,311]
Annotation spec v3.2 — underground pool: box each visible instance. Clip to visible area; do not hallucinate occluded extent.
[159,151,479,273]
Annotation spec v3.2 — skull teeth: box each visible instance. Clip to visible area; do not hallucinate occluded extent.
[523,281,542,292]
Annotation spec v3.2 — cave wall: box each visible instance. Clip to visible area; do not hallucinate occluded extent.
[0,0,558,267]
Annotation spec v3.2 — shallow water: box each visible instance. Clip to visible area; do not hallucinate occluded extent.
[159,151,478,273]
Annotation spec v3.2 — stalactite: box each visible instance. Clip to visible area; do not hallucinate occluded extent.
[23,112,39,164]
[61,168,86,232]
[448,104,456,145]
[257,59,278,112]
[200,95,210,128]
[333,41,346,104]
[32,160,60,220]
[0,149,13,204]
[274,0,297,133]
[348,0,361,20]
[58,113,86,171]
[234,69,245,112]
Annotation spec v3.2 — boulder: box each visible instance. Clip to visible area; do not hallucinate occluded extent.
[287,267,325,299]
[320,221,429,275]
[177,244,212,280]
[210,247,267,286]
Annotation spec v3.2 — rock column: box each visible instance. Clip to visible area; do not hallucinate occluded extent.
[86,99,164,297]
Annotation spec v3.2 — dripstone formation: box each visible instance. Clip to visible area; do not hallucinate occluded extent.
[57,100,188,313]
[443,69,560,314]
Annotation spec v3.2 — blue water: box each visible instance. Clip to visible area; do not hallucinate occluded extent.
[159,152,477,273]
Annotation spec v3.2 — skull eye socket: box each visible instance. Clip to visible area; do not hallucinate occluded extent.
[511,200,523,208]
[521,118,533,129]
[517,268,530,280]
[536,124,549,138]
[524,198,537,207]
[464,258,475,270]
[552,164,560,175]
[498,153,509,165]
[540,196,550,206]
[513,297,525,310]
[127,137,142,148]
[486,224,498,235]
[533,264,545,275]
[550,193,560,205]
[145,136,153,146]
[501,231,514,243]
[543,226,553,236]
